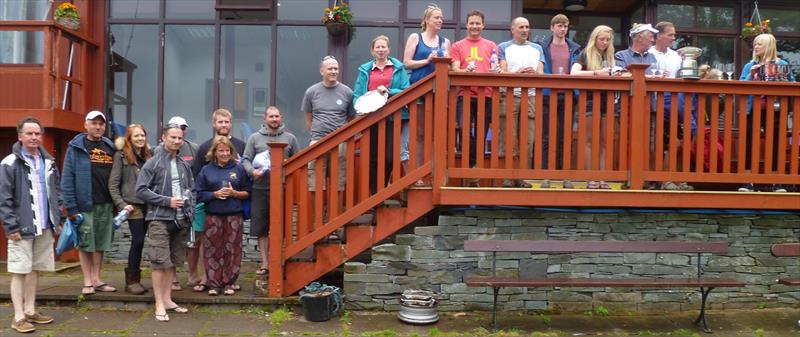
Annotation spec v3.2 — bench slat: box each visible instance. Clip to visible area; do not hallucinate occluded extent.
[465,277,744,288]
[771,244,800,257]
[464,240,728,254]
[779,278,800,286]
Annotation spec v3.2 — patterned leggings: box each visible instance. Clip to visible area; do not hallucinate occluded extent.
[203,214,243,289]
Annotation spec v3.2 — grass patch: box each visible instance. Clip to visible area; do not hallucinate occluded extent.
[593,305,609,317]
[637,330,656,336]
[359,329,397,337]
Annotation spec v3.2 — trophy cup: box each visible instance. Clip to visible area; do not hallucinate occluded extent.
[676,47,703,80]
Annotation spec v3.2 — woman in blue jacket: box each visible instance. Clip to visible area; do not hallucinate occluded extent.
[353,35,411,191]
[738,33,795,193]
[195,136,250,296]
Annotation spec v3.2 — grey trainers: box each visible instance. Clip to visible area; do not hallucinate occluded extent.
[562,180,574,189]
[11,318,35,333]
[540,179,551,188]
[25,312,53,324]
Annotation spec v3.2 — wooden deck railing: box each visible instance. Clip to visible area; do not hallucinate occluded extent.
[266,58,799,296]
[0,20,98,129]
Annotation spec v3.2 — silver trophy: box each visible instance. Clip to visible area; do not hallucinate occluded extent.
[676,47,703,80]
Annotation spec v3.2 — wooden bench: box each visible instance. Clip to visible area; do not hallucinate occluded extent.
[464,240,744,332]
[771,243,800,286]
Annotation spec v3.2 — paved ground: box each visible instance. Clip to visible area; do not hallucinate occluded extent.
[1,262,800,336]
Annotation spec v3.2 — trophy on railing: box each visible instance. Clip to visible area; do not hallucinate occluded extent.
[676,47,703,80]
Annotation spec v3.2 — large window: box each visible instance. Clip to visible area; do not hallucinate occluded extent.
[658,4,734,30]
[108,25,159,139]
[657,3,737,72]
[0,0,49,64]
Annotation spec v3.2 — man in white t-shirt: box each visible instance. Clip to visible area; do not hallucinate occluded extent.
[497,17,545,188]
[649,21,681,78]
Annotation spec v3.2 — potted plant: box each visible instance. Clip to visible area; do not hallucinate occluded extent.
[54,2,80,30]
[322,1,352,37]
[741,19,771,41]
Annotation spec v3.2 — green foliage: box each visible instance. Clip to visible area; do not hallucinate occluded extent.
[340,310,352,325]
[359,329,397,337]
[428,327,441,337]
[539,314,552,327]
[757,302,767,309]
[753,328,765,337]
[269,307,292,327]
[637,330,656,336]
[593,305,609,316]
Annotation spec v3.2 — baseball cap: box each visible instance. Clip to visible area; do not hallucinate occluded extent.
[85,110,106,121]
[629,23,659,37]
[167,116,188,128]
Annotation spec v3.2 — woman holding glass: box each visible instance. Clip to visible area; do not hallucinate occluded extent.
[195,136,250,296]
[354,35,411,192]
[738,33,795,193]
[109,124,152,294]
[570,25,617,189]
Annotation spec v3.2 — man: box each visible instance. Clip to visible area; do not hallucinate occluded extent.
[498,17,545,188]
[450,9,498,186]
[167,116,199,166]
[242,106,300,275]
[302,56,354,193]
[539,14,581,179]
[62,110,117,295]
[649,21,694,191]
[1,117,64,333]
[614,23,659,72]
[187,108,245,289]
[649,22,681,79]
[136,124,194,322]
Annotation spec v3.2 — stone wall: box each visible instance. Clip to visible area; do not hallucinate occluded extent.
[343,209,800,313]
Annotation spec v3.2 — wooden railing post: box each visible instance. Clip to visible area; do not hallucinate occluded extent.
[267,142,287,297]
[627,64,649,189]
[432,57,451,203]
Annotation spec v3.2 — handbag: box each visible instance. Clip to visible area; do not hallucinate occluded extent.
[167,219,188,234]
[242,198,251,220]
[56,214,83,255]
[192,202,206,232]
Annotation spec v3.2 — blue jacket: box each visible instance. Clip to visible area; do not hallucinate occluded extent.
[539,34,582,97]
[196,160,251,215]
[61,133,115,215]
[740,59,796,113]
[353,56,410,119]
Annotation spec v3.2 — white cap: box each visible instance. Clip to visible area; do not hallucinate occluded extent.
[629,23,659,37]
[167,116,188,127]
[85,110,106,121]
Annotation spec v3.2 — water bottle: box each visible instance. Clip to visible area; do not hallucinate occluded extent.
[490,49,499,72]
[113,209,129,229]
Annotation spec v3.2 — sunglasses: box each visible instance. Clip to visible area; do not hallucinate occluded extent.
[165,123,187,130]
[322,55,336,61]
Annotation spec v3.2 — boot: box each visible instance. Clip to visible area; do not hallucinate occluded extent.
[125,268,148,295]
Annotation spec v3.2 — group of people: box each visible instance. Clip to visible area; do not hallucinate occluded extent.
[3,4,796,333]
[1,106,300,330]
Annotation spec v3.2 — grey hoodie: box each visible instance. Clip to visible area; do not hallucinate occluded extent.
[242,124,300,190]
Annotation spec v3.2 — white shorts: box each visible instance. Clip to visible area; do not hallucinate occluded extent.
[7,229,55,274]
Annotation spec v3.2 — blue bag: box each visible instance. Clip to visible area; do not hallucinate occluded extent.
[56,214,83,255]
[192,202,206,232]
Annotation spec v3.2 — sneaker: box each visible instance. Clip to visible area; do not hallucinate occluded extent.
[661,181,680,190]
[11,318,35,333]
[738,183,754,192]
[677,182,695,191]
[24,312,53,324]
[540,179,551,189]
[465,178,480,188]
[502,179,515,188]
[587,181,600,189]
[563,180,574,189]
[772,184,787,193]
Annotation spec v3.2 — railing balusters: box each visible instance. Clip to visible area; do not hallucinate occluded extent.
[751,96,763,173]
[393,109,402,182]
[777,96,789,174]
[654,93,665,172]
[722,95,733,174]
[563,90,574,171]
[591,90,602,170]
[409,101,418,171]
[737,95,748,174]
[576,91,587,170]
[502,90,514,170]
[709,94,720,173]
[605,90,616,171]
[490,90,500,170]
[791,98,800,175]
[681,92,693,173]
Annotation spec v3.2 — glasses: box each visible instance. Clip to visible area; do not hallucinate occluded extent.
[322,55,336,61]
[165,123,187,130]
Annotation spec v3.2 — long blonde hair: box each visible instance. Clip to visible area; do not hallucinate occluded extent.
[584,25,616,71]
[752,33,780,64]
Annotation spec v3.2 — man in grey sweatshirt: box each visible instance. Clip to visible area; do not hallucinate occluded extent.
[242,106,300,274]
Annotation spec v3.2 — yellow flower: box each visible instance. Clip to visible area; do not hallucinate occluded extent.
[745,22,753,27]
[325,7,331,13]
[334,5,340,10]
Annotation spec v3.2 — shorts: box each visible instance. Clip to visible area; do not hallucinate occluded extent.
[307,140,346,192]
[78,203,114,252]
[146,220,189,270]
[7,229,55,274]
[249,188,269,237]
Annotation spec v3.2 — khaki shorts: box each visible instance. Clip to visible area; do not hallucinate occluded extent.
[78,203,114,252]
[146,220,189,270]
[308,140,346,192]
[7,229,55,274]
[498,94,536,157]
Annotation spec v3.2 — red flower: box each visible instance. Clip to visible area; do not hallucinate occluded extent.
[335,14,341,21]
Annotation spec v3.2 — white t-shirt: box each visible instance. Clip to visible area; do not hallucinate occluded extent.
[648,46,682,78]
[498,40,546,96]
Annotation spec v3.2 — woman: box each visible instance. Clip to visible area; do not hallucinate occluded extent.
[108,124,152,295]
[196,136,250,296]
[354,35,410,191]
[738,33,795,193]
[570,25,617,189]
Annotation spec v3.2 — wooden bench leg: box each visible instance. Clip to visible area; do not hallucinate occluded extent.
[692,287,715,333]
[492,287,499,330]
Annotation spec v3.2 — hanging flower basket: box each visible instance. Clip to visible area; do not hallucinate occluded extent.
[56,16,80,30]
[741,1,771,43]
[326,22,350,36]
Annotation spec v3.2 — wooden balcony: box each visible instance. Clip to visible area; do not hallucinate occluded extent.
[265,59,799,296]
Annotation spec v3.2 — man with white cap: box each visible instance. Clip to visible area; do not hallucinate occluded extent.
[166,116,198,166]
[62,110,117,295]
[614,23,659,73]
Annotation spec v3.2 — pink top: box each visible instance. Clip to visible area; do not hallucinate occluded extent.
[449,37,498,97]
[549,43,571,74]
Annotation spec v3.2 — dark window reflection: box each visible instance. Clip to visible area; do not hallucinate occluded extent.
[111,0,159,19]
[108,25,159,139]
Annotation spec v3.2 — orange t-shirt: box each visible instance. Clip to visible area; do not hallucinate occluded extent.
[450,37,497,98]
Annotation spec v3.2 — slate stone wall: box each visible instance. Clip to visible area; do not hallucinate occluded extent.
[343,209,800,313]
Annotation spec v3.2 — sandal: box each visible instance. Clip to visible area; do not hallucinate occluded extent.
[208,288,221,296]
[166,305,188,314]
[155,313,170,322]
[413,179,426,187]
[93,283,117,292]
[587,181,600,189]
[599,181,612,190]
[231,284,241,291]
[255,268,268,275]
[171,281,182,291]
[81,285,96,295]
[193,284,208,292]
[223,287,235,296]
